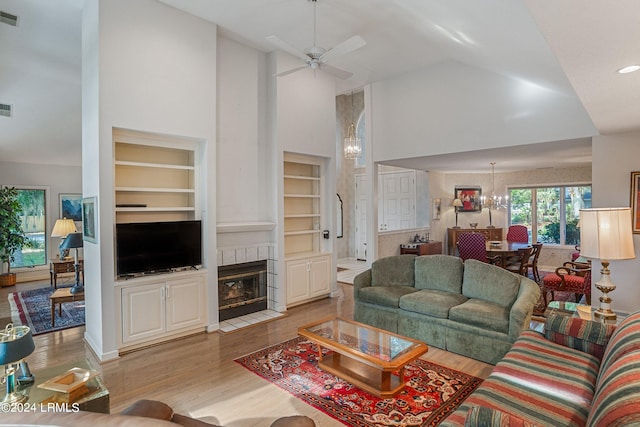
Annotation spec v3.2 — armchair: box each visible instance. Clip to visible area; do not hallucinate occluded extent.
[541,260,591,306]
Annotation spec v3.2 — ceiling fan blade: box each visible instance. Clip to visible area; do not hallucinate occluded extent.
[320,35,366,63]
[266,35,310,62]
[320,64,353,80]
[275,65,308,77]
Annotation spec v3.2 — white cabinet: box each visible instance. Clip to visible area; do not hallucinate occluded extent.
[286,254,331,306]
[116,271,207,351]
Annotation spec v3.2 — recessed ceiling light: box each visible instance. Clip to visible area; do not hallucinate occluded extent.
[617,65,640,74]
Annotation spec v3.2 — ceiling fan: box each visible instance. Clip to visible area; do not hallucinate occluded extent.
[266,0,366,80]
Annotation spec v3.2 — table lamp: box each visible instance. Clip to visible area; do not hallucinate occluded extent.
[60,232,84,294]
[0,324,35,404]
[452,198,463,228]
[579,207,636,321]
[51,218,77,259]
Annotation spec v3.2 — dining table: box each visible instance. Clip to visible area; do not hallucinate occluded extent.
[486,240,531,268]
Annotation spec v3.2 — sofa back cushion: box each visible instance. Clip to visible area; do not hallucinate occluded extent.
[414,255,464,292]
[462,259,520,308]
[598,310,640,383]
[371,255,416,287]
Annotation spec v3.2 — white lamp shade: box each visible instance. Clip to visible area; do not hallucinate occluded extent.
[580,208,636,260]
[452,198,463,207]
[51,218,77,237]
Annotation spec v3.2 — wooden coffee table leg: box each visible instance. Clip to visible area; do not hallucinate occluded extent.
[51,301,56,327]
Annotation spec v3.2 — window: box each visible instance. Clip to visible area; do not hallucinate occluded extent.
[11,188,47,268]
[509,185,591,246]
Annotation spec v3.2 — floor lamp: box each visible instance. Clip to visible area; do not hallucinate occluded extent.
[579,207,636,321]
[452,198,463,228]
[60,232,84,294]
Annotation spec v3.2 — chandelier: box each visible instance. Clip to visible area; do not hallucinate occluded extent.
[481,162,508,227]
[344,92,362,159]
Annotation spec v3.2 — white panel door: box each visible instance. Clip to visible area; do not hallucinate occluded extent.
[286,258,311,304]
[165,276,205,332]
[309,255,331,297]
[381,171,415,231]
[121,282,165,344]
[355,174,367,261]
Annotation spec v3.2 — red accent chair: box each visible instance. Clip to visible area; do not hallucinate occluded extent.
[541,260,591,306]
[506,224,529,243]
[457,232,500,264]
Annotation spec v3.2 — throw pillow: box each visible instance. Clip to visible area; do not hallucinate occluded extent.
[544,314,616,359]
[465,405,539,427]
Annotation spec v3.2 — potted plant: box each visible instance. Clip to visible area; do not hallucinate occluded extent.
[0,187,30,287]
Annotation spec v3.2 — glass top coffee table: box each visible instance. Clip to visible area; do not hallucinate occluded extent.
[298,317,428,397]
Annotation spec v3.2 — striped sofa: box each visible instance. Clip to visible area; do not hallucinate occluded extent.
[442,310,640,427]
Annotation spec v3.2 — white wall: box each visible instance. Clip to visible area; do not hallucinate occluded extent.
[0,161,82,281]
[370,61,596,162]
[216,35,272,225]
[82,0,217,361]
[592,132,640,315]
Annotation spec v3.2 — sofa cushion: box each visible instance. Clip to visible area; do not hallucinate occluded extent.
[357,286,418,308]
[464,405,539,427]
[443,330,600,427]
[414,255,464,292]
[587,350,640,427]
[462,259,520,308]
[598,310,640,381]
[399,289,468,319]
[544,314,616,360]
[371,255,416,287]
[449,299,510,334]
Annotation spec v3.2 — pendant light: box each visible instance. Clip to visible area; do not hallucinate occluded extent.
[344,92,362,159]
[481,162,508,228]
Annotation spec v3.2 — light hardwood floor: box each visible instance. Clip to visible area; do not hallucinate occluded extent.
[1,279,494,427]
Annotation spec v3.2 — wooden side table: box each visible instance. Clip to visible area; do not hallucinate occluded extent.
[49,259,84,289]
[50,288,84,327]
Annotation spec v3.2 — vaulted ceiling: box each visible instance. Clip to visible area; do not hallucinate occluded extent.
[1,0,638,171]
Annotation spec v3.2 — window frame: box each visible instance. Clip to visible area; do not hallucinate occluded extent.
[3,185,51,271]
[507,182,591,248]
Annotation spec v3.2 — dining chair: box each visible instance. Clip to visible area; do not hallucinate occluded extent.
[504,247,532,276]
[506,225,529,243]
[541,260,591,306]
[457,232,500,264]
[525,242,543,282]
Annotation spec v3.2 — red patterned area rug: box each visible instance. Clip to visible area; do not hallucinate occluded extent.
[235,336,482,426]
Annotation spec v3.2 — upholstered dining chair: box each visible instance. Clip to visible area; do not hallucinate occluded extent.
[541,260,591,306]
[457,232,500,264]
[506,224,529,243]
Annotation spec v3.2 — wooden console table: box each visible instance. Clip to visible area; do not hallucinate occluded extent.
[400,241,443,255]
[447,227,503,255]
[49,259,84,289]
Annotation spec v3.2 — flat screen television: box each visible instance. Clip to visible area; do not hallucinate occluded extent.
[116,220,202,277]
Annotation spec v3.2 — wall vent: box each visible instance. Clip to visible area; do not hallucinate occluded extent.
[0,104,12,118]
[0,11,18,26]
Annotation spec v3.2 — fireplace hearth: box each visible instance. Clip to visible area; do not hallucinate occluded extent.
[218,260,267,321]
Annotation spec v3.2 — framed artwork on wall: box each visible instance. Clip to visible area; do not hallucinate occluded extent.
[630,172,640,233]
[454,186,482,212]
[82,196,98,243]
[59,193,83,222]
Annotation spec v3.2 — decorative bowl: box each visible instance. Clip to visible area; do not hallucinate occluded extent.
[469,223,478,229]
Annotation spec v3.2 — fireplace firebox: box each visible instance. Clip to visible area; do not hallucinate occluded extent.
[218,260,267,321]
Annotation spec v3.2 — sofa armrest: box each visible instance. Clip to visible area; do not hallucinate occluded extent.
[544,313,616,359]
[353,269,372,300]
[121,399,174,421]
[508,278,541,341]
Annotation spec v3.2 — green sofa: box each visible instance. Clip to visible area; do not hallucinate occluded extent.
[353,254,540,364]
